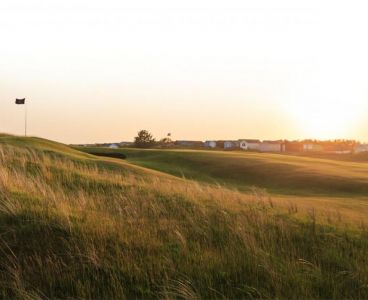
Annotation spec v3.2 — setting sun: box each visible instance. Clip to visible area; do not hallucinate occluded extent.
[291,100,359,140]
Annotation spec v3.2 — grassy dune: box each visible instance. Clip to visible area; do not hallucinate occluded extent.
[1,137,368,298]
[0,135,91,159]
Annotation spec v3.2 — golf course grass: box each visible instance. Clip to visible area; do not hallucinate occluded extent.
[78,147,368,197]
[0,136,367,299]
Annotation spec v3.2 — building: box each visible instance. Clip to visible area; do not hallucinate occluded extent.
[175,140,204,147]
[284,141,303,152]
[260,141,282,152]
[109,144,119,149]
[322,142,354,154]
[303,143,323,152]
[239,139,261,151]
[224,140,239,149]
[216,141,225,149]
[204,141,217,148]
[354,144,368,153]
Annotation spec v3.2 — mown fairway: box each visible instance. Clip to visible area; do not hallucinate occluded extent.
[1,137,368,299]
[79,147,368,197]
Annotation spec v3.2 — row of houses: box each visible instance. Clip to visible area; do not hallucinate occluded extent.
[176,139,368,154]
[83,139,368,154]
[204,139,285,152]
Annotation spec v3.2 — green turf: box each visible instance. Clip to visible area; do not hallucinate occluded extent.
[77,147,368,197]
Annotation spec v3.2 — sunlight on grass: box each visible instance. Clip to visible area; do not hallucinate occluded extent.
[0,141,368,298]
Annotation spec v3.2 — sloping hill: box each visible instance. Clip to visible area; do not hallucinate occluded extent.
[78,147,368,197]
[0,135,91,159]
[0,135,171,179]
[1,136,368,299]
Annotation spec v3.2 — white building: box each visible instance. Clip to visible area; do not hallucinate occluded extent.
[224,141,239,149]
[239,139,261,151]
[175,140,203,147]
[109,144,119,149]
[205,141,217,148]
[354,144,368,153]
[303,143,323,152]
[260,141,282,152]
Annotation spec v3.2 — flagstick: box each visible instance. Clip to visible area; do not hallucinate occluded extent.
[25,102,27,137]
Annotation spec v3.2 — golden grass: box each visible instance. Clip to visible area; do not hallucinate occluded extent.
[0,142,368,298]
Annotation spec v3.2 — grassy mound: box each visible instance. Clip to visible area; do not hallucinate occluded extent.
[0,138,368,299]
[0,135,91,159]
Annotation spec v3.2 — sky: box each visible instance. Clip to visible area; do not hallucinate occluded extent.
[1,0,368,144]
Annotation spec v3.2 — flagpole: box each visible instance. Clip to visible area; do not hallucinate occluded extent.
[15,98,27,136]
[25,101,27,137]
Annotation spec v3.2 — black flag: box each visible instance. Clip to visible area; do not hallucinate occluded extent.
[15,98,25,105]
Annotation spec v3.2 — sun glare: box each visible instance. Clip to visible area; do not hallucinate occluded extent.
[291,100,358,140]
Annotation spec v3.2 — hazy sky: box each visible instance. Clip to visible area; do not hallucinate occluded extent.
[1,0,368,143]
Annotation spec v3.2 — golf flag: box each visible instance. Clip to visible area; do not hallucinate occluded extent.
[15,98,25,105]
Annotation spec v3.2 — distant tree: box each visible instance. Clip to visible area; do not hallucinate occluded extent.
[134,130,156,148]
[159,137,172,144]
[157,137,173,148]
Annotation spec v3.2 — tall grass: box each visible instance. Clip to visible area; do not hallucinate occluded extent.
[0,144,368,299]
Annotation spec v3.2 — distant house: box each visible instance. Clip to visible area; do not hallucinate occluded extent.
[354,144,368,153]
[303,143,323,152]
[204,141,217,148]
[109,144,119,149]
[284,141,303,152]
[323,142,353,154]
[260,141,282,152]
[216,141,225,149]
[175,140,204,147]
[239,139,261,151]
[224,141,239,149]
